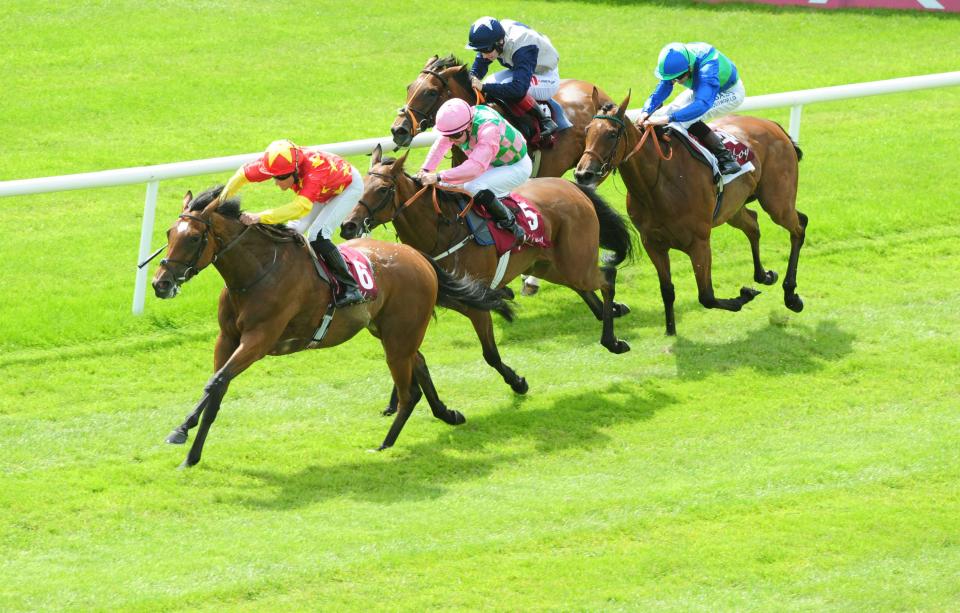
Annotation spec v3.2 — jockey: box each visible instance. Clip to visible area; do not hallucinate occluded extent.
[217,139,364,307]
[417,98,532,247]
[636,42,745,175]
[466,16,560,139]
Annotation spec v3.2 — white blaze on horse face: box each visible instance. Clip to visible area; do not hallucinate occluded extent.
[176,220,191,234]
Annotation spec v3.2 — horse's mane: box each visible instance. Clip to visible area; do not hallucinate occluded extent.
[599,102,617,114]
[426,54,472,92]
[189,185,242,218]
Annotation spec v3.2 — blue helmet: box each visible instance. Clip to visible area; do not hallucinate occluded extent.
[655,43,694,80]
[466,16,505,51]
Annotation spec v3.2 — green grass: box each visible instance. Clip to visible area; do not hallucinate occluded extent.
[2,1,960,611]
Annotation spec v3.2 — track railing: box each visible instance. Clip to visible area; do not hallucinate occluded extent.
[1,71,958,314]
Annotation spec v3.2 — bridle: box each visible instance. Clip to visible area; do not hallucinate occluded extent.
[397,69,451,136]
[353,171,400,235]
[160,212,264,291]
[581,113,628,179]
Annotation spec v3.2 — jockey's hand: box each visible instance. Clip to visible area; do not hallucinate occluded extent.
[635,111,650,127]
[418,172,439,186]
[469,75,484,91]
[645,115,670,127]
[239,212,261,225]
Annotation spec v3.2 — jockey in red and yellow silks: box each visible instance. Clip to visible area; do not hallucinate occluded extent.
[218,139,364,307]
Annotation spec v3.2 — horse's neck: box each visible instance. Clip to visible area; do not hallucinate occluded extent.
[618,127,670,207]
[393,191,462,255]
[212,225,291,290]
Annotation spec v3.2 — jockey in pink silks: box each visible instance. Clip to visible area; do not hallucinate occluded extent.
[417,98,532,247]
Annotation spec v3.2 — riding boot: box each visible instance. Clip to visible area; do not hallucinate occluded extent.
[528,101,558,138]
[475,189,526,249]
[311,236,364,307]
[699,128,742,175]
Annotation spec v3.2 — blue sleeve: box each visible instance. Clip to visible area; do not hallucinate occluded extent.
[642,80,674,114]
[471,54,492,80]
[481,44,537,101]
[669,61,721,123]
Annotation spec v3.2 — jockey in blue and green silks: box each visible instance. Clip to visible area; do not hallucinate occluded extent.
[636,42,746,175]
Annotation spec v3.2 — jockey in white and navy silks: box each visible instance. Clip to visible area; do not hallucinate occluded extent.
[466,17,560,138]
[636,42,746,175]
[418,98,532,247]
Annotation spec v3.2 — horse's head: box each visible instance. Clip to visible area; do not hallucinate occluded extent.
[340,144,413,239]
[152,187,240,298]
[574,89,632,189]
[391,55,473,148]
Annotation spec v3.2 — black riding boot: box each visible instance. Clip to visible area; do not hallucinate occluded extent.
[529,102,558,138]
[475,189,526,249]
[311,236,364,307]
[697,125,741,175]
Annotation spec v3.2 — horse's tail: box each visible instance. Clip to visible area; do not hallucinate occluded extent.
[773,122,803,162]
[574,184,635,269]
[426,257,515,322]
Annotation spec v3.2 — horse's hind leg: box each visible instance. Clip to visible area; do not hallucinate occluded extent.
[726,207,778,285]
[378,354,420,451]
[756,185,807,312]
[577,290,631,320]
[688,239,760,312]
[467,309,528,395]
[782,212,808,312]
[413,352,466,426]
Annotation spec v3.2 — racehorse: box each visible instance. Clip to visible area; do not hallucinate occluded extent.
[391,55,614,180]
[574,90,808,336]
[152,186,514,467]
[340,146,632,412]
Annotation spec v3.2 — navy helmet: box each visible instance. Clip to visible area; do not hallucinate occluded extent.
[466,16,505,51]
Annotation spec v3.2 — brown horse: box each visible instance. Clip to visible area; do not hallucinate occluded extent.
[574,91,808,336]
[341,146,633,406]
[390,55,614,179]
[152,186,514,467]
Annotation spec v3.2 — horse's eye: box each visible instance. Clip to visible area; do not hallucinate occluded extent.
[378,186,389,193]
[188,235,201,243]
[606,132,617,140]
[426,89,437,97]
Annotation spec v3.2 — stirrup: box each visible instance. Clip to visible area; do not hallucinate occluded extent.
[540,119,558,138]
[334,287,364,307]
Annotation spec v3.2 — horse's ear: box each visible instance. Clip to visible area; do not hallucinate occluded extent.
[395,149,410,171]
[423,55,438,69]
[370,143,383,167]
[616,90,632,119]
[591,87,601,111]
[182,190,193,211]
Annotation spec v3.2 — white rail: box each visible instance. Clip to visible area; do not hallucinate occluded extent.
[1,71,958,314]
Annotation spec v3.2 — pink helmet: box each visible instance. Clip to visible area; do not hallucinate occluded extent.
[435,99,474,135]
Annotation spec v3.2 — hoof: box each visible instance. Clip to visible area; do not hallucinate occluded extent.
[178,458,196,470]
[612,302,631,318]
[785,294,804,313]
[376,443,393,452]
[511,376,529,395]
[382,405,397,417]
[521,280,540,296]
[448,410,466,426]
[757,270,779,285]
[605,339,631,354]
[166,430,188,445]
[739,287,761,302]
[501,286,515,300]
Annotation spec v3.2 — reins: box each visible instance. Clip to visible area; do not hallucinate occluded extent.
[583,115,673,179]
[398,65,484,137]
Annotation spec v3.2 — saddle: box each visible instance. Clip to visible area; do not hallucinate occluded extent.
[488,97,556,152]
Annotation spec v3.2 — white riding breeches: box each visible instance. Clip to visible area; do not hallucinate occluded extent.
[489,67,561,101]
[460,155,533,198]
[653,79,746,128]
[291,167,364,240]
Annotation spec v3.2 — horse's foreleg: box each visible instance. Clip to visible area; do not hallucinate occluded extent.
[180,331,274,468]
[643,241,678,335]
[688,239,760,313]
[782,211,808,312]
[413,352,465,426]
[467,309,527,395]
[166,332,239,445]
[727,207,778,285]
[599,267,630,354]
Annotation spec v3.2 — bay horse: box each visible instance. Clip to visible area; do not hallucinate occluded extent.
[574,90,808,336]
[340,146,633,411]
[391,55,614,180]
[152,186,514,467]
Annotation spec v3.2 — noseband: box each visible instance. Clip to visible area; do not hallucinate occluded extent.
[160,213,251,283]
[582,114,627,179]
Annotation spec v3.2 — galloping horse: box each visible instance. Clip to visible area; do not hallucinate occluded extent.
[575,91,808,335]
[152,186,513,467]
[341,146,633,411]
[391,55,614,179]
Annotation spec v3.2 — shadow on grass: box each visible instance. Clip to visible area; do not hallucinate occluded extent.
[673,318,855,380]
[229,381,675,509]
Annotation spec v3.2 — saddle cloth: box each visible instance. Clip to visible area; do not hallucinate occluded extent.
[667,123,756,186]
[476,193,552,257]
[313,245,379,301]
